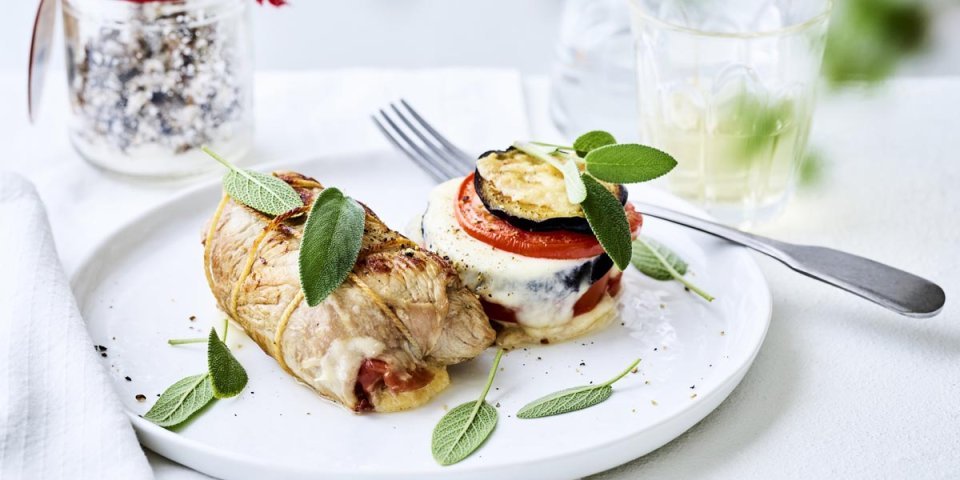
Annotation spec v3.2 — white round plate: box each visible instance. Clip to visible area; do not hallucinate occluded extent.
[72,152,771,480]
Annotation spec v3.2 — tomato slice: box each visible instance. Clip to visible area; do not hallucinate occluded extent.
[354,359,435,412]
[455,173,642,259]
[573,270,617,316]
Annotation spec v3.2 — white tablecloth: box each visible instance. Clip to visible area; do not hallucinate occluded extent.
[2,70,957,479]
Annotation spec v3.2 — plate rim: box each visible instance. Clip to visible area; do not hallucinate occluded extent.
[71,151,772,479]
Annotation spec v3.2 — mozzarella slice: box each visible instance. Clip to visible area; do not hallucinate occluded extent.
[420,178,614,336]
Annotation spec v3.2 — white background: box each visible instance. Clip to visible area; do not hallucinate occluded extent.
[2,0,959,76]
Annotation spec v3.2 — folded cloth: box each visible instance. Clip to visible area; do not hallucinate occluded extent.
[0,172,152,480]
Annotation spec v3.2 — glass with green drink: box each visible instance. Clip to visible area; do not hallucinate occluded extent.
[629,0,831,226]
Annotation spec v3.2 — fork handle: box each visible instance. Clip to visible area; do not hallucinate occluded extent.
[634,202,946,318]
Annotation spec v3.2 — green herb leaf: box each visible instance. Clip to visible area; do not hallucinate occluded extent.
[630,237,687,281]
[202,146,304,216]
[298,187,366,307]
[513,141,586,204]
[573,130,617,156]
[517,358,640,419]
[143,373,215,428]
[432,348,504,466]
[516,385,612,419]
[207,328,248,399]
[580,174,632,270]
[585,144,677,184]
[432,401,498,466]
[632,237,714,302]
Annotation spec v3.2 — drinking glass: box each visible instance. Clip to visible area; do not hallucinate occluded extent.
[549,0,637,141]
[629,0,831,226]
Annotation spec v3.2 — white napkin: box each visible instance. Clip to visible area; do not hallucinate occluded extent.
[0,172,153,480]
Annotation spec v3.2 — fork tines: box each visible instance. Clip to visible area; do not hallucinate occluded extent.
[372,99,475,182]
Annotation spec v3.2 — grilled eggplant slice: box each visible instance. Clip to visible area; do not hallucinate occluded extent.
[475,148,627,233]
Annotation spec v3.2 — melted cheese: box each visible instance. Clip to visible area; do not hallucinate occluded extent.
[304,337,384,404]
[419,179,600,329]
[476,151,580,218]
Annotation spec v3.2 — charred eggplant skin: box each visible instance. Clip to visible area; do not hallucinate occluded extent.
[474,148,627,234]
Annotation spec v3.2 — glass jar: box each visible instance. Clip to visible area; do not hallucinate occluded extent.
[62,0,253,178]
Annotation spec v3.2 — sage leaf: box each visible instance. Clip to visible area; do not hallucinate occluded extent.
[516,358,640,419]
[143,373,215,428]
[298,187,366,307]
[513,141,586,204]
[585,144,677,184]
[432,401,498,466]
[432,348,504,466]
[632,237,714,302]
[631,237,687,281]
[203,146,304,216]
[573,130,616,156]
[580,174,632,270]
[207,328,248,399]
[516,385,612,419]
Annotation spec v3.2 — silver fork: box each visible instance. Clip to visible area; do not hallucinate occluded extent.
[372,100,945,318]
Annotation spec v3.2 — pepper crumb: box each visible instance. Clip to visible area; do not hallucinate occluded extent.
[189,315,196,321]
[720,330,726,336]
[135,394,146,402]
[100,352,108,358]
[125,376,132,382]
[579,362,586,367]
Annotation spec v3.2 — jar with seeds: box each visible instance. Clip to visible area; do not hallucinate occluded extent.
[62,0,253,178]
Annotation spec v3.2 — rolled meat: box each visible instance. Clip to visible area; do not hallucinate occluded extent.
[203,171,495,412]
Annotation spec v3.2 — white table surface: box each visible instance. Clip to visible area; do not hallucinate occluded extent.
[2,70,958,480]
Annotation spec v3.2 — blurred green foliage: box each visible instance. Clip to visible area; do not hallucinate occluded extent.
[797,149,826,189]
[730,93,796,159]
[823,0,931,85]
